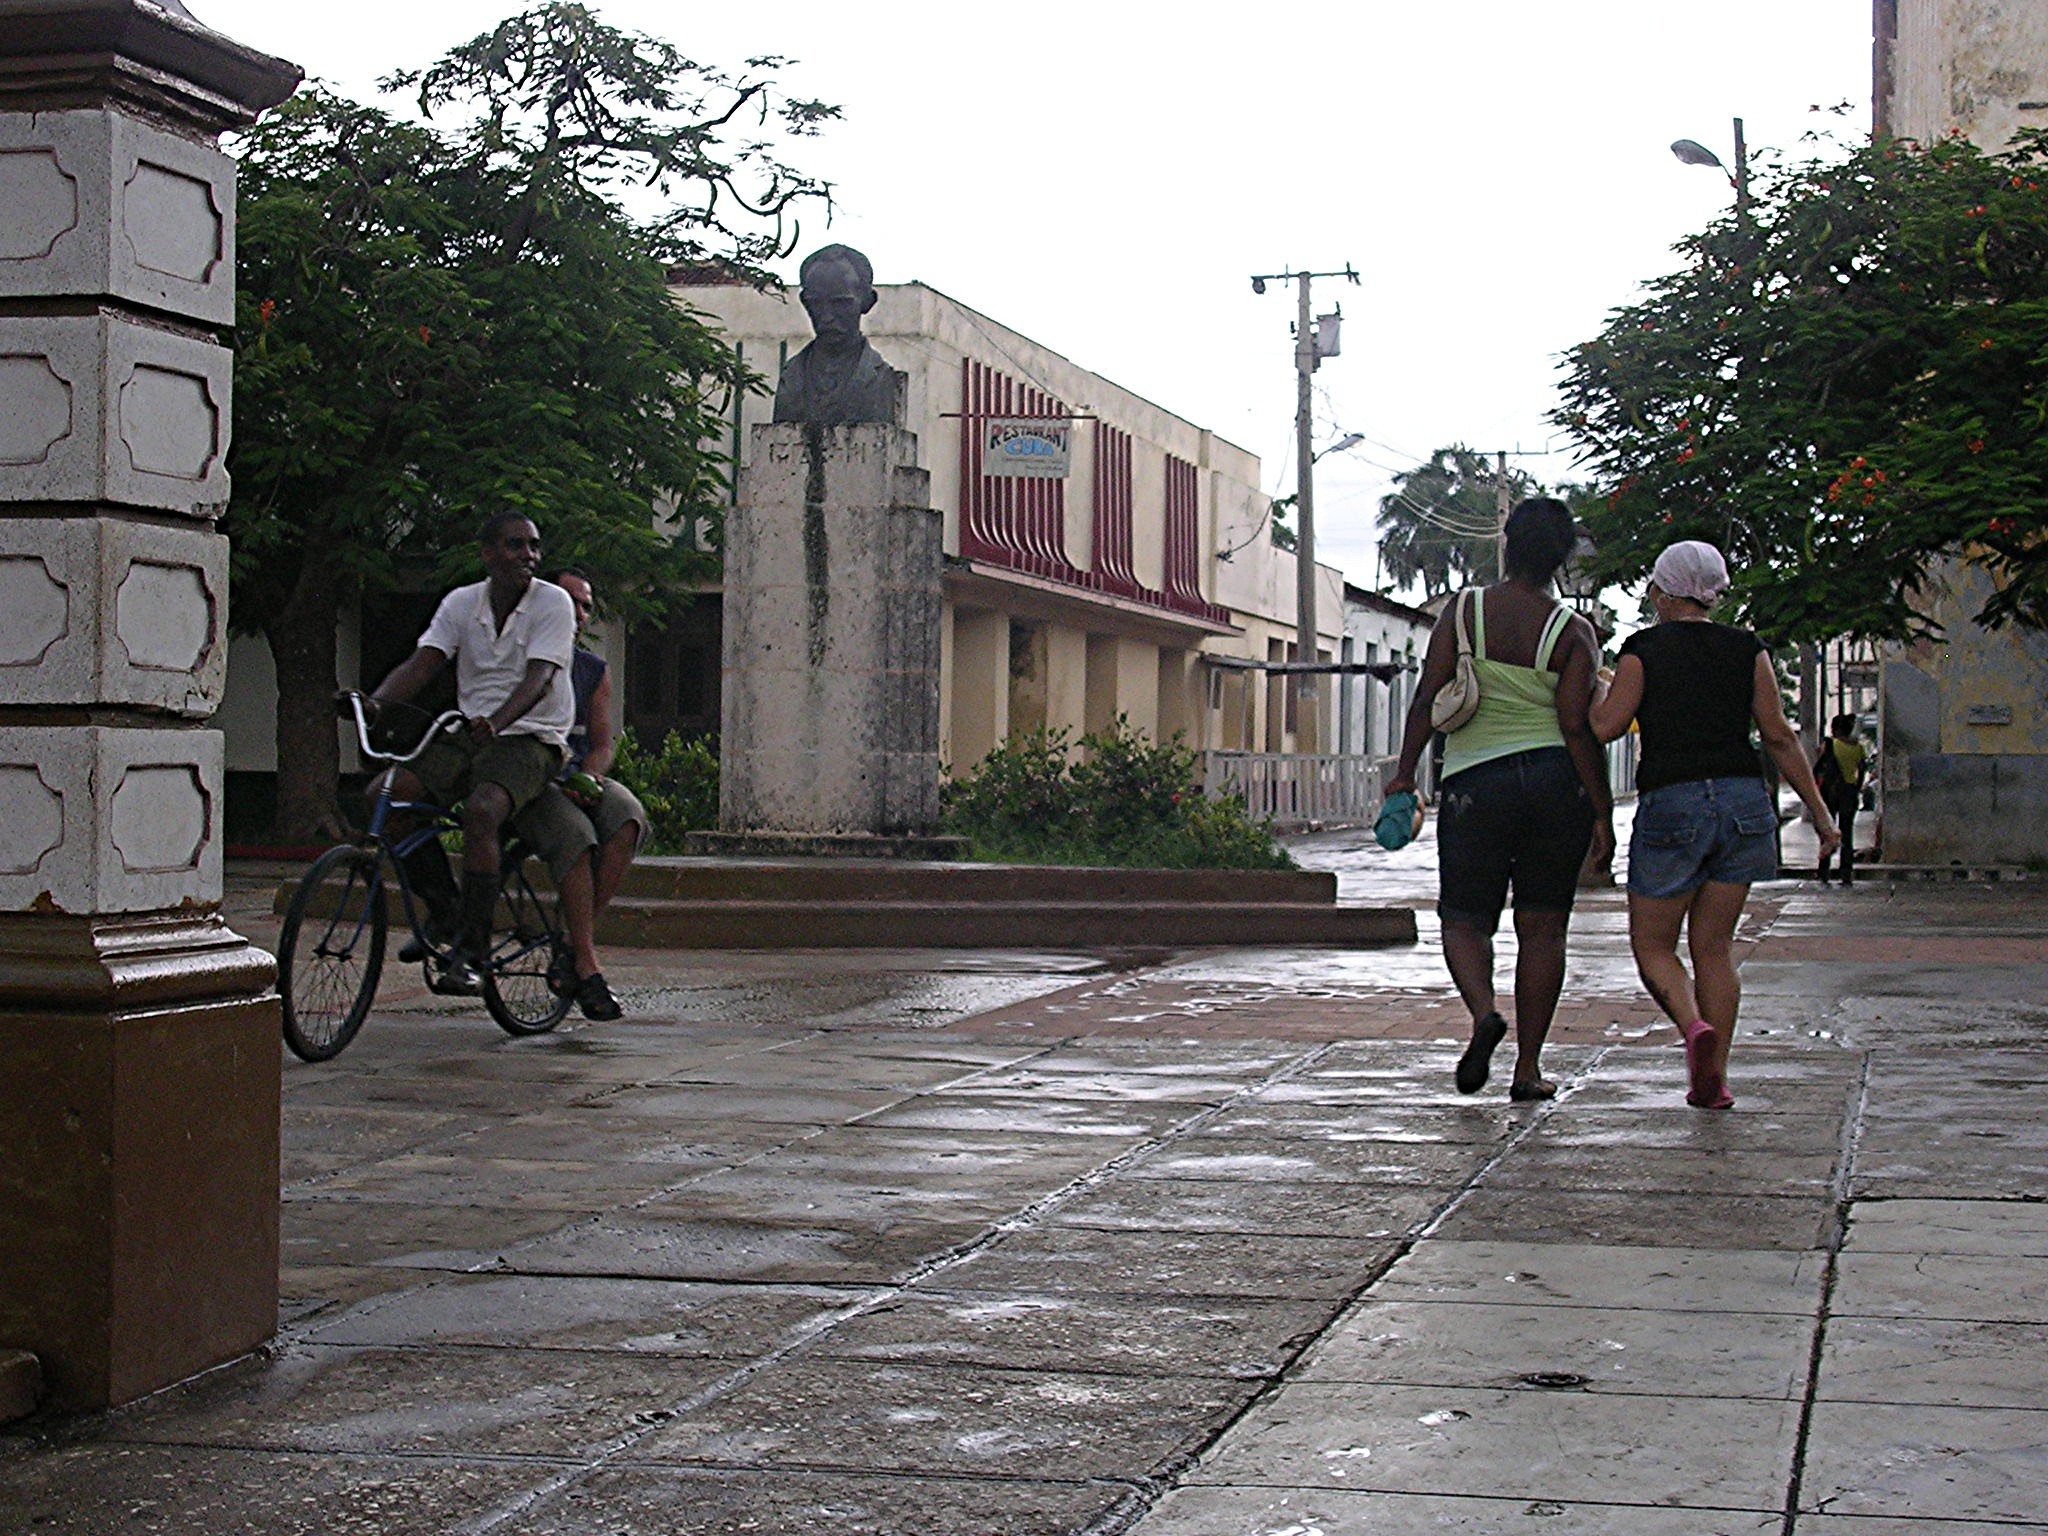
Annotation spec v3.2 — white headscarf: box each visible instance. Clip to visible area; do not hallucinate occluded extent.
[1650,540,1729,607]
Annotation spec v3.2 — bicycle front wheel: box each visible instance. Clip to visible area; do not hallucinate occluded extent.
[279,844,388,1062]
[482,858,571,1037]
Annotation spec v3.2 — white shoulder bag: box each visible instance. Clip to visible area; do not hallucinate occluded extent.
[1430,589,1483,733]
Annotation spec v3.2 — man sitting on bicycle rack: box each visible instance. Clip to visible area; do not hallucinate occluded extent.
[362,512,578,998]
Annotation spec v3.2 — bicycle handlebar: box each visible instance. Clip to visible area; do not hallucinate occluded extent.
[337,692,467,765]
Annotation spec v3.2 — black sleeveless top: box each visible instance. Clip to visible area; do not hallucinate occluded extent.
[1620,622,1766,792]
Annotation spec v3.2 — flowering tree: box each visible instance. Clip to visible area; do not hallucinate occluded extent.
[1555,129,2048,644]
[228,5,835,840]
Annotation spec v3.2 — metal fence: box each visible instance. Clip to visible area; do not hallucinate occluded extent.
[1201,752,1390,830]
[1205,739,1637,832]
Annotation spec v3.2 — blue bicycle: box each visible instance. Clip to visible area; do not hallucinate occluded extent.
[277,693,572,1062]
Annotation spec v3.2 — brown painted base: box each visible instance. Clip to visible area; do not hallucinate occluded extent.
[0,912,280,1413]
[683,830,969,861]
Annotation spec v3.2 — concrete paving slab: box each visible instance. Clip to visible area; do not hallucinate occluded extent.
[1130,1484,1781,1535]
[933,1067,1268,1103]
[624,1358,1254,1481]
[1848,1145,2048,1200]
[1831,1250,2048,1322]
[429,1109,801,1168]
[1372,1242,1827,1314]
[578,1082,915,1125]
[302,1275,870,1357]
[651,1048,1025,1092]
[1046,1177,1442,1239]
[1798,1522,2048,1535]
[1518,1109,1849,1156]
[1817,1315,2048,1408]
[808,1289,1334,1379]
[302,1153,705,1211]
[1011,1043,1307,1075]
[281,1197,583,1272]
[1475,1145,1841,1196]
[279,1264,444,1323]
[1432,1186,1836,1251]
[0,1443,544,1536]
[1557,1075,1857,1116]
[1843,1197,2048,1255]
[493,1465,1133,1536]
[733,1124,1138,1185]
[109,1342,729,1458]
[642,1167,1038,1227]
[1295,1298,1814,1399]
[856,1093,1195,1139]
[927,1227,1405,1300]
[1183,1382,1801,1510]
[1192,1103,1524,1146]
[1125,1138,1494,1186]
[495,1214,985,1285]
[1799,1400,2048,1522]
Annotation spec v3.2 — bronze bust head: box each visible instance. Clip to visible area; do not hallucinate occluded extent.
[772,244,903,426]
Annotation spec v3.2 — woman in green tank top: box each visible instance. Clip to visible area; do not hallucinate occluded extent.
[1387,500,1615,1101]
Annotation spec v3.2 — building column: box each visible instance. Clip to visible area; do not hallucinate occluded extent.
[949,609,1009,769]
[0,3,299,1412]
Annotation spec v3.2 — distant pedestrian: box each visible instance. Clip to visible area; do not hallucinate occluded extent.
[1386,499,1614,1102]
[1814,713,1867,885]
[1591,540,1840,1109]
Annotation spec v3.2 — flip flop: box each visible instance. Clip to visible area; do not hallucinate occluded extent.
[1682,1020,1719,1097]
[1456,1012,1509,1095]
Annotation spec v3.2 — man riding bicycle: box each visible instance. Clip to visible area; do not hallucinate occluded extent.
[364,512,577,996]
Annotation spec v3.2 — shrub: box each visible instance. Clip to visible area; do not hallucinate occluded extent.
[942,716,1292,870]
[610,728,719,853]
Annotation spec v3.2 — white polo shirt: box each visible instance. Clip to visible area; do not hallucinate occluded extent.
[418,578,577,748]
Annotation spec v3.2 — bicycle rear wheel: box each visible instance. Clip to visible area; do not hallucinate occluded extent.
[482,857,571,1037]
[279,844,388,1062]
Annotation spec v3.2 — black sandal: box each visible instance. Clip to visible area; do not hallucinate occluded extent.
[1509,1078,1557,1103]
[1455,1012,1509,1094]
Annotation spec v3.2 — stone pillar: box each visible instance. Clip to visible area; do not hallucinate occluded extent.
[0,1,299,1412]
[703,423,951,857]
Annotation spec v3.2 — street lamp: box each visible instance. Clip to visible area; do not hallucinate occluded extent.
[1314,431,1365,463]
[1672,117,1750,215]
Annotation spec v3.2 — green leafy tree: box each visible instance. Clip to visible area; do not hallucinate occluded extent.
[1555,129,2048,643]
[1376,445,1532,597]
[227,4,836,841]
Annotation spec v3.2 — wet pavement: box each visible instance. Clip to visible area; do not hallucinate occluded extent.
[4,820,2047,1534]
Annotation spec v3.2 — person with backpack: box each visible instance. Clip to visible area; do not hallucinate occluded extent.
[1814,713,1868,885]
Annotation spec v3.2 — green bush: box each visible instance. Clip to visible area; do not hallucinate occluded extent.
[942,717,1292,870]
[609,728,719,853]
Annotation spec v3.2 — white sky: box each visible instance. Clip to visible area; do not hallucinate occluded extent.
[192,0,1874,594]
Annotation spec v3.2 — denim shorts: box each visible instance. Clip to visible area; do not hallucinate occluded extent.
[1628,776,1779,898]
[1436,746,1595,933]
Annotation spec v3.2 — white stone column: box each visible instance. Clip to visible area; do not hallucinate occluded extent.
[0,0,299,1412]
[707,423,948,854]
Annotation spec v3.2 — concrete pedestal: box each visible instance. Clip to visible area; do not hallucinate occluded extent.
[718,423,944,839]
[0,2,298,1413]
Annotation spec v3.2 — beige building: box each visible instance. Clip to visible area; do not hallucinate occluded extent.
[661,277,1348,773]
[1871,0,2048,864]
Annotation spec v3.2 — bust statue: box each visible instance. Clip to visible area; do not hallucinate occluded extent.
[772,243,904,427]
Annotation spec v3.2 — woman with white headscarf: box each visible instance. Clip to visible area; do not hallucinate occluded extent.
[1590,540,1840,1108]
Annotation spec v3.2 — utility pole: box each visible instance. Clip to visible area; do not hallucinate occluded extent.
[1251,263,1358,755]
[1495,449,1510,580]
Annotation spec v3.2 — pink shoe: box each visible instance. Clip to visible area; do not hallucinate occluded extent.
[1682,1020,1724,1106]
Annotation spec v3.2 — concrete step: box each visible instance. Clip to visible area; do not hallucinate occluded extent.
[613,858,1339,905]
[594,897,1416,950]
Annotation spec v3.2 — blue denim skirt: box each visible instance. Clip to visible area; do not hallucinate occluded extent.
[1628,776,1778,898]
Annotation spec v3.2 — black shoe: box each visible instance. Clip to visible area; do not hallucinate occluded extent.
[428,951,483,996]
[1455,1012,1509,1095]
[574,971,623,1021]
[399,916,453,965]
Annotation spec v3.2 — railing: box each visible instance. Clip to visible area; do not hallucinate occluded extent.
[1203,752,1392,830]
[1207,740,1635,833]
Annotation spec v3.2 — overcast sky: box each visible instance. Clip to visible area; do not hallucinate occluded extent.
[193,0,1875,593]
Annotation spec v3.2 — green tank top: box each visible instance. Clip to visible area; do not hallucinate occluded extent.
[1440,591,1575,779]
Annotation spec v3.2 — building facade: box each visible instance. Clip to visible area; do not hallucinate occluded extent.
[1873,0,2048,864]
[662,277,1351,771]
